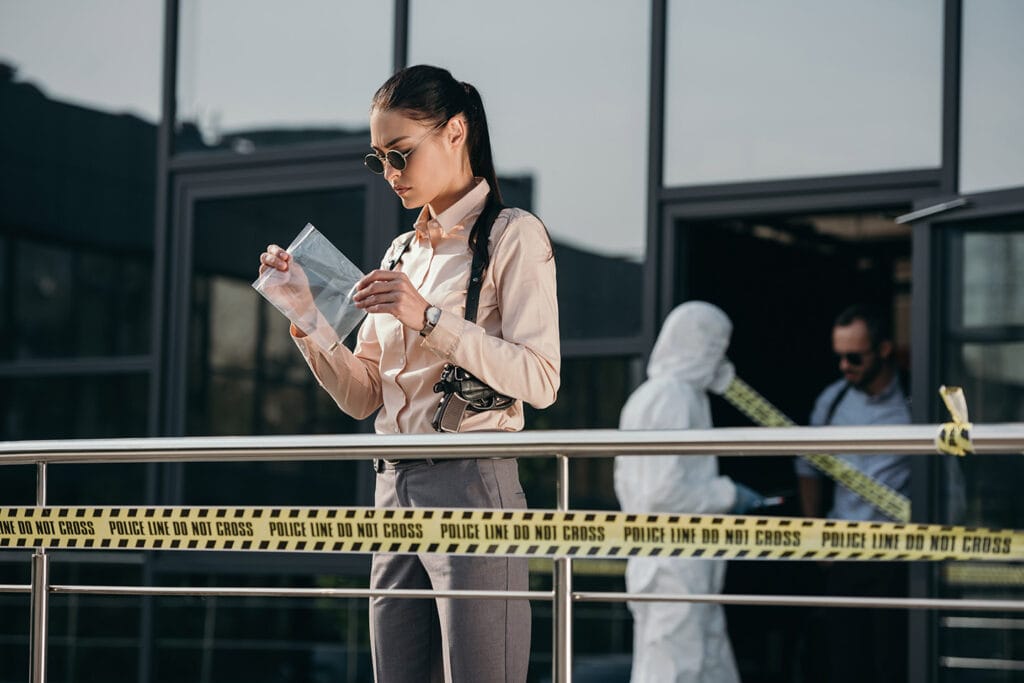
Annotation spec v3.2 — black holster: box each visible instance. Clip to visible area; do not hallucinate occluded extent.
[431,364,515,433]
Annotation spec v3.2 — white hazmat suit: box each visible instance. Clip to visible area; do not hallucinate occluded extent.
[614,302,741,683]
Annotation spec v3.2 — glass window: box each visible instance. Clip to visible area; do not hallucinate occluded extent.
[175,0,394,154]
[939,226,1024,674]
[184,187,368,505]
[0,1,162,123]
[523,356,638,511]
[947,342,1024,425]
[960,0,1024,193]
[0,374,148,441]
[186,188,366,437]
[0,238,6,337]
[0,592,28,682]
[664,0,943,186]
[0,4,158,361]
[150,573,371,682]
[2,240,151,360]
[408,0,649,340]
[960,231,1024,328]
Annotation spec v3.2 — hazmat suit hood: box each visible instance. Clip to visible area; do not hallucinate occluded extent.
[647,301,735,394]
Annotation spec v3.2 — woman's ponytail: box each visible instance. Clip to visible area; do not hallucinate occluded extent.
[460,81,503,206]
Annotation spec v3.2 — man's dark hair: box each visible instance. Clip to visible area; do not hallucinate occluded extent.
[834,304,892,348]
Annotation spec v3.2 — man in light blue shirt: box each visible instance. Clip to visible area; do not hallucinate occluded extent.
[795,306,911,520]
[795,304,910,683]
[795,364,911,521]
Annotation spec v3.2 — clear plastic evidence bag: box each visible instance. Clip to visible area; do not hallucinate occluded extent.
[252,223,365,352]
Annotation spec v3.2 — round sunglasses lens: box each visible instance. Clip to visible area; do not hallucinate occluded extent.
[385,150,407,171]
[364,154,384,174]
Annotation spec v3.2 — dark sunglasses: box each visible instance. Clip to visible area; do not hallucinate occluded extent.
[835,351,873,366]
[364,122,446,175]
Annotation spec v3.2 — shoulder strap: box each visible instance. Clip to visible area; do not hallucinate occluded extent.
[825,382,852,425]
[386,232,416,271]
[464,199,505,324]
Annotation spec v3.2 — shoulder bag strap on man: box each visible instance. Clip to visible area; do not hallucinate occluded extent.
[825,382,852,425]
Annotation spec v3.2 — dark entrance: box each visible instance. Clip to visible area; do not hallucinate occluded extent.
[675,209,912,682]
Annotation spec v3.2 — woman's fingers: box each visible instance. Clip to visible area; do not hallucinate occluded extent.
[354,270,408,301]
[258,245,290,273]
[352,269,427,328]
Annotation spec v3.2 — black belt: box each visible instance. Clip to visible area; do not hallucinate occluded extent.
[373,458,434,473]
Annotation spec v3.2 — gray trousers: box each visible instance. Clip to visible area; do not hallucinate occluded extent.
[370,458,531,683]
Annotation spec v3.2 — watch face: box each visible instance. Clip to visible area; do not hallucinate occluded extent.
[428,306,442,325]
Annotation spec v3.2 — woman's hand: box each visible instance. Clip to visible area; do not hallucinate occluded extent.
[257,244,316,336]
[353,270,430,331]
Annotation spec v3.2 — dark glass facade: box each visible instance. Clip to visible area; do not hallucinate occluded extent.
[1,1,1023,682]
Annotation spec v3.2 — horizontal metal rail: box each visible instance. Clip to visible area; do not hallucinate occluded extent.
[1,423,1023,465]
[52,586,548,601]
[573,591,1024,612]
[5,424,1024,683]
[3,583,1023,614]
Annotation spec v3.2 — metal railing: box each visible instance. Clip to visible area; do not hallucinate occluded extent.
[3,423,1024,683]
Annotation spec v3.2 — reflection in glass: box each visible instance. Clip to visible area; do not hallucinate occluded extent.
[523,356,636,507]
[940,344,1024,678]
[940,229,1024,660]
[960,0,1024,193]
[151,576,372,682]
[0,374,148,440]
[185,188,368,508]
[522,355,637,681]
[175,0,393,153]
[0,566,147,683]
[187,188,366,437]
[3,240,151,360]
[409,0,648,339]
[664,0,942,185]
[943,342,1024,584]
[961,232,1024,327]
[409,0,648,264]
[952,342,1024,423]
[0,593,28,681]
[1,28,157,361]
[0,0,162,122]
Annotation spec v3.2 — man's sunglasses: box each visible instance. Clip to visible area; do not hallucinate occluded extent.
[836,351,873,366]
[364,122,446,175]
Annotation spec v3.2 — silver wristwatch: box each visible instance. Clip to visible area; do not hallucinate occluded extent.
[420,305,441,337]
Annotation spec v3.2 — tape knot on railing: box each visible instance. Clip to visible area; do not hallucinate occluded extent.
[936,385,973,456]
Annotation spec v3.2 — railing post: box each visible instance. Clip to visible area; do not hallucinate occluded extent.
[552,453,572,683]
[30,462,49,683]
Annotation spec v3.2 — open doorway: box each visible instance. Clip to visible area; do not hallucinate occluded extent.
[674,209,912,682]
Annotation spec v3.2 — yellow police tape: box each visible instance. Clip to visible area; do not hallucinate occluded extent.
[936,385,974,456]
[0,506,1019,562]
[723,378,912,522]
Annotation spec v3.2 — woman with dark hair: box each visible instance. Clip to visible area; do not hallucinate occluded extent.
[258,64,560,682]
